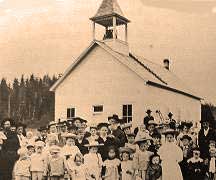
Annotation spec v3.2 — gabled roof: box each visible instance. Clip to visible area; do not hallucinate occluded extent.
[50,40,201,101]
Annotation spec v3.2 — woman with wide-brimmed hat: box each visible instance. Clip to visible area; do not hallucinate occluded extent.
[176,121,194,146]
[158,129,183,180]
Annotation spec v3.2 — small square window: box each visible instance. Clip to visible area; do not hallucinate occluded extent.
[93,105,103,113]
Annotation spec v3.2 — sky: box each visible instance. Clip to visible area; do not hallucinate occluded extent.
[0,0,216,104]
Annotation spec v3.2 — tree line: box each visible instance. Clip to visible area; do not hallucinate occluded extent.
[0,74,59,128]
[0,74,215,128]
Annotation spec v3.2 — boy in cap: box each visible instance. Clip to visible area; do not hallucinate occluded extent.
[30,141,46,180]
[44,145,66,180]
[26,143,35,157]
[14,148,31,180]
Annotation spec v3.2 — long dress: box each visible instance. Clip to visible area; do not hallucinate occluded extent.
[121,160,134,180]
[84,153,103,180]
[158,142,183,180]
[103,158,121,180]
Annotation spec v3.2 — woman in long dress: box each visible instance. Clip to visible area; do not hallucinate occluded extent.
[158,129,183,180]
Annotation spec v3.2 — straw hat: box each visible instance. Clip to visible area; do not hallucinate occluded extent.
[134,135,152,144]
[121,123,132,130]
[62,133,77,139]
[49,145,61,153]
[97,123,109,129]
[162,128,176,136]
[35,141,45,147]
[119,147,135,154]
[48,121,57,127]
[147,120,158,126]
[180,135,192,141]
[84,141,104,147]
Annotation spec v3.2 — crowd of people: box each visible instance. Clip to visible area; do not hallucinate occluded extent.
[0,110,215,180]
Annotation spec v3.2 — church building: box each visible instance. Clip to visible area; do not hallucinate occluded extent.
[50,0,201,127]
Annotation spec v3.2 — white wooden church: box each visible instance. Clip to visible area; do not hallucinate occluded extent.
[50,0,201,127]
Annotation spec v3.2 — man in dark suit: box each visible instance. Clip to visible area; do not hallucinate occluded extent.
[108,114,127,147]
[35,126,48,142]
[198,119,216,160]
[0,118,20,180]
[144,109,154,126]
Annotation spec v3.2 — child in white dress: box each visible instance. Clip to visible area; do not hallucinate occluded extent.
[119,147,135,180]
[61,133,80,159]
[158,129,183,180]
[84,141,103,180]
[67,153,87,180]
[102,146,121,180]
[133,135,154,179]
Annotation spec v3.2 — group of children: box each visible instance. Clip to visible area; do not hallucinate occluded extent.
[1,114,216,180]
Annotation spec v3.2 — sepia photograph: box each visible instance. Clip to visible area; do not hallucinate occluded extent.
[0,0,216,179]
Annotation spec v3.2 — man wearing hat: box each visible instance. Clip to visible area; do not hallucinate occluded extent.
[71,117,87,129]
[144,109,154,126]
[198,119,216,160]
[167,112,176,129]
[121,123,132,136]
[147,120,158,137]
[179,135,193,180]
[58,120,68,147]
[16,122,27,147]
[36,126,48,142]
[97,122,118,161]
[0,118,20,180]
[108,114,127,147]
[47,121,59,145]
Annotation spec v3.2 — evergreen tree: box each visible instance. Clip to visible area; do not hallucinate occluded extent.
[0,74,58,127]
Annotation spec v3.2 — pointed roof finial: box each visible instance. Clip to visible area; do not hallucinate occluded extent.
[95,0,124,18]
[90,0,130,27]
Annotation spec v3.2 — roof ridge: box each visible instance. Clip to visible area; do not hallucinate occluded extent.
[129,53,168,85]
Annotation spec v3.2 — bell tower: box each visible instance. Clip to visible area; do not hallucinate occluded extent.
[90,0,130,55]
